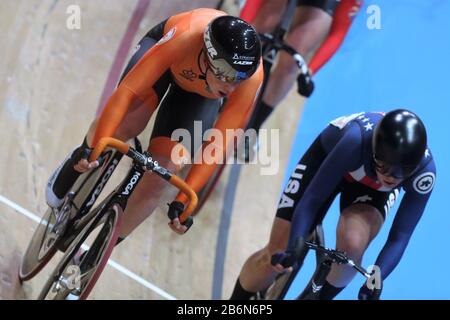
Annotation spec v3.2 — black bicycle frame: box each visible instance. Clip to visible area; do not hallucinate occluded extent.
[75,150,123,216]
[260,0,297,63]
[216,0,226,10]
[274,0,297,42]
[109,161,146,212]
[296,259,332,300]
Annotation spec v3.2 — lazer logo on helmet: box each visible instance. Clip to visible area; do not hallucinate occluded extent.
[204,30,217,58]
[122,172,141,195]
[233,60,253,65]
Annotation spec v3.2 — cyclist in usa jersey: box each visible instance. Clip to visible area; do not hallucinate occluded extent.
[231,109,435,300]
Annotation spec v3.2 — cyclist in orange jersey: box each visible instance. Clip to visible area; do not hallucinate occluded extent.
[46,8,263,240]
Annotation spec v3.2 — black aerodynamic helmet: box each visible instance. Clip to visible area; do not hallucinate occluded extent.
[204,15,261,83]
[372,109,427,178]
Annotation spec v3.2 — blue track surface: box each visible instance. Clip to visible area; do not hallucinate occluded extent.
[283,0,450,299]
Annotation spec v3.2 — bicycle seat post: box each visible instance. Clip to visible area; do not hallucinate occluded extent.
[278,0,297,35]
[261,0,297,54]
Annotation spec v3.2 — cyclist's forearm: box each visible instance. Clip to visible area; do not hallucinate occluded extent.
[175,161,219,204]
[375,192,428,279]
[374,235,410,280]
[288,197,323,248]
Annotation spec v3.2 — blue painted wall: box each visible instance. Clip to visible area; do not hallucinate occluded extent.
[284,0,450,299]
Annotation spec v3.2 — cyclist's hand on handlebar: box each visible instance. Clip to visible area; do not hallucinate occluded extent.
[270,237,306,273]
[358,276,383,300]
[297,72,315,98]
[74,159,99,173]
[167,201,194,235]
[270,251,295,273]
[72,145,99,173]
[169,217,188,235]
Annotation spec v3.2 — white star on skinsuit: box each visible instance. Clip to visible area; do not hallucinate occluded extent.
[364,122,374,131]
[362,117,370,123]
[353,195,373,203]
[425,149,430,158]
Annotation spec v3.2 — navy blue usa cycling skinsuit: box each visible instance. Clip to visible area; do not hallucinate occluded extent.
[277,112,436,279]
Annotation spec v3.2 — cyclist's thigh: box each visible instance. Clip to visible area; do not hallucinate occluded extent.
[296,0,340,17]
[252,0,288,32]
[288,1,334,47]
[339,181,400,238]
[149,82,221,161]
[340,180,401,222]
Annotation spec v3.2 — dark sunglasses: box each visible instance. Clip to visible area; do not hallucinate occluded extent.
[373,157,416,179]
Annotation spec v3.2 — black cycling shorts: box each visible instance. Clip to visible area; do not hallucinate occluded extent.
[275,135,400,229]
[297,0,340,16]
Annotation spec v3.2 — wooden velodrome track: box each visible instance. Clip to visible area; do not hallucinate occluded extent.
[0,0,305,299]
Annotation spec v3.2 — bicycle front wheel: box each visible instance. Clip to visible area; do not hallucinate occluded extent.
[19,205,69,281]
[38,205,122,300]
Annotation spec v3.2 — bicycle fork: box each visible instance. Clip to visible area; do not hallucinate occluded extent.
[296,259,332,300]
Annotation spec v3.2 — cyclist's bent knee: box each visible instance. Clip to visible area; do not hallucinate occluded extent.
[337,234,366,261]
[337,205,383,260]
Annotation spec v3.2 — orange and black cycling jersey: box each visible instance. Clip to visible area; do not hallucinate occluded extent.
[92,8,264,205]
